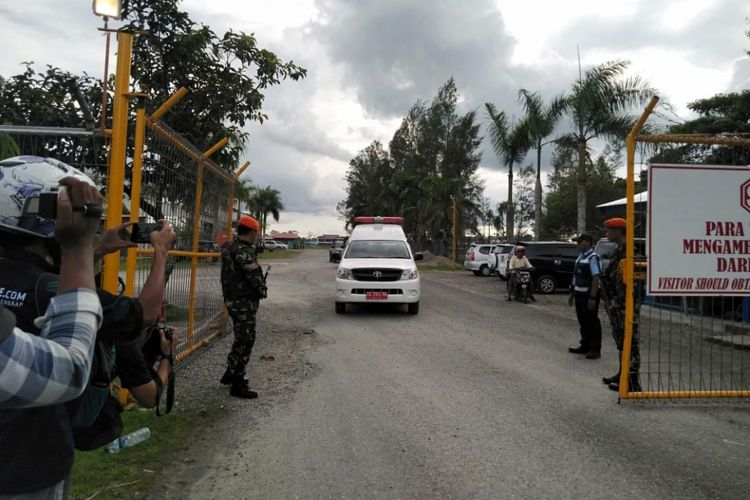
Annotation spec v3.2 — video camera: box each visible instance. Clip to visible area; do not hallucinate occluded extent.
[23,186,104,219]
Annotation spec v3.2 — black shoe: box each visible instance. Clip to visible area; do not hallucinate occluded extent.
[220,370,238,385]
[609,378,642,393]
[608,382,619,392]
[529,296,537,302]
[568,347,587,354]
[585,351,601,359]
[602,374,619,385]
[230,381,258,399]
[506,297,512,302]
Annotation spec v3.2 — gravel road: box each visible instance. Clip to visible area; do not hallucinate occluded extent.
[153,250,750,499]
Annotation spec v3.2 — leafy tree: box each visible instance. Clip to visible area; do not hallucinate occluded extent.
[122,0,307,170]
[484,104,530,243]
[518,89,566,240]
[558,60,652,233]
[650,90,750,166]
[543,145,626,239]
[339,79,484,254]
[513,165,536,238]
[0,133,19,160]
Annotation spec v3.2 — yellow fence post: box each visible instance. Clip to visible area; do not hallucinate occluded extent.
[102,31,132,294]
[125,95,147,297]
[621,96,659,399]
[150,87,188,122]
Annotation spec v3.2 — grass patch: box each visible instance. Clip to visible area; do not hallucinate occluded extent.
[418,263,464,272]
[164,304,190,322]
[257,249,299,261]
[70,408,217,499]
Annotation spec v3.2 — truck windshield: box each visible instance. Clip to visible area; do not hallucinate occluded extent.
[345,240,411,259]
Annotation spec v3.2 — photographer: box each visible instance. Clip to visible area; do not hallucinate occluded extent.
[0,177,103,408]
[0,175,104,498]
[0,157,175,496]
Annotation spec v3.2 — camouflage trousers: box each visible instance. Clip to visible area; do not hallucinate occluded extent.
[225,299,259,378]
[607,299,641,375]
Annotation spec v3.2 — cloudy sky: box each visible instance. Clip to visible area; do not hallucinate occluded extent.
[1,0,749,236]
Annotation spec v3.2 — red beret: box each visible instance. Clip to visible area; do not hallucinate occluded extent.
[604,218,627,229]
[237,215,260,232]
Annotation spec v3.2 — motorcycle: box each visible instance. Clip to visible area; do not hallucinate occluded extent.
[507,267,534,303]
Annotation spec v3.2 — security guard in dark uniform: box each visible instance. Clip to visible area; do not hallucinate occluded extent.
[601,217,642,392]
[568,232,603,359]
[220,215,267,399]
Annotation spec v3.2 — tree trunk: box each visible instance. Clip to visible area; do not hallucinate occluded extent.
[577,141,587,234]
[534,142,542,241]
[507,163,514,242]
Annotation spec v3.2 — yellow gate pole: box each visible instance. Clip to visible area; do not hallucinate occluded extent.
[101,31,132,294]
[227,161,251,240]
[125,95,147,297]
[621,95,659,399]
[151,87,188,122]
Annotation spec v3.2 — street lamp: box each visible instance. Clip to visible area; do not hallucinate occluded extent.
[92,0,122,20]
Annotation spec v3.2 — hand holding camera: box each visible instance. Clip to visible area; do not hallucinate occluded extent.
[54,177,104,252]
[149,221,176,253]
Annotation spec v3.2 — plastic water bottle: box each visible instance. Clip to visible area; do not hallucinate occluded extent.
[105,427,151,453]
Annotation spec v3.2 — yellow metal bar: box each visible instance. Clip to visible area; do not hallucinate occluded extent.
[234,161,251,179]
[125,99,147,297]
[187,163,206,349]
[620,96,659,398]
[622,390,750,399]
[636,134,750,147]
[102,31,133,294]
[150,86,188,121]
[137,248,219,258]
[203,137,229,158]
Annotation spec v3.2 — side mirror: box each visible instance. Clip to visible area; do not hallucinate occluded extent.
[414,253,424,261]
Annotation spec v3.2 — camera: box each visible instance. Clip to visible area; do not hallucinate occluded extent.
[130,222,164,244]
[23,187,61,219]
[23,186,104,219]
[140,324,174,366]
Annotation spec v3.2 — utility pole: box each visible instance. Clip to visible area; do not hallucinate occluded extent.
[451,196,457,271]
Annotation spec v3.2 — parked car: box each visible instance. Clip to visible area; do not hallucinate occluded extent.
[198,240,220,262]
[464,243,498,276]
[516,241,579,294]
[329,239,346,262]
[594,238,646,272]
[488,244,515,280]
[263,240,287,251]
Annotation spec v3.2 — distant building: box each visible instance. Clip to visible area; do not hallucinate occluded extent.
[318,234,346,246]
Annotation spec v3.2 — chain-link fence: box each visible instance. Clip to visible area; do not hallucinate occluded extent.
[128,118,232,362]
[621,97,750,399]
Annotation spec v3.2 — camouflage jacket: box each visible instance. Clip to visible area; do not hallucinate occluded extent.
[602,244,642,306]
[221,238,265,301]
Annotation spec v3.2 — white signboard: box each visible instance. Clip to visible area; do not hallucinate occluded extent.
[649,164,750,296]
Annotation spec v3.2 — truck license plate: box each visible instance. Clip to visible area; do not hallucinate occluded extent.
[366,291,388,300]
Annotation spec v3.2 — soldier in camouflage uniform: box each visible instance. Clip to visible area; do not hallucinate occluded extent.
[220,216,267,399]
[601,217,642,392]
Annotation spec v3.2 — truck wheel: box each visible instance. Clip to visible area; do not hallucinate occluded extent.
[408,302,420,315]
[335,302,346,314]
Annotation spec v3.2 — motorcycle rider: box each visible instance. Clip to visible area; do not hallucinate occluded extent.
[507,246,536,302]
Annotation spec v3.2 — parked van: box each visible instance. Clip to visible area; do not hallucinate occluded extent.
[335,216,423,314]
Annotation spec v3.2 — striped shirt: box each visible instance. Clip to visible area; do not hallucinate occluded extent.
[0,289,102,408]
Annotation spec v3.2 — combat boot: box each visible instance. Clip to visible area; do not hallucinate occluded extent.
[230,379,258,399]
[220,369,237,385]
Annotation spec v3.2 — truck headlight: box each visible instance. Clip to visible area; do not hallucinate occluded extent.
[401,268,418,280]
[337,268,353,280]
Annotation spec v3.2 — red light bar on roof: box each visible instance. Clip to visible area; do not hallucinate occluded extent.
[353,216,404,225]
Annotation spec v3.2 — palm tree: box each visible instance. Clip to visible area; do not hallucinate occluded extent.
[253,186,284,236]
[485,103,530,241]
[234,178,255,222]
[518,90,566,240]
[559,60,652,233]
